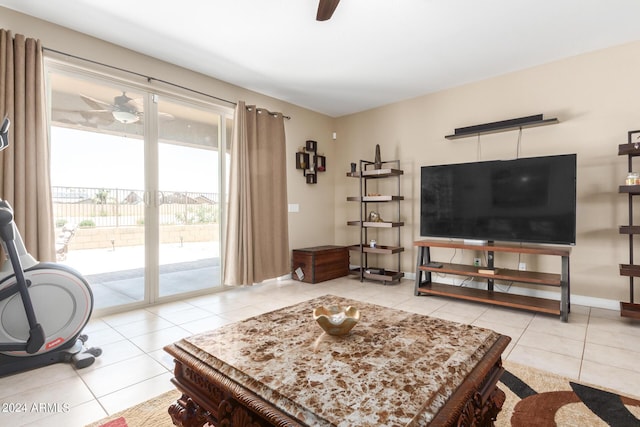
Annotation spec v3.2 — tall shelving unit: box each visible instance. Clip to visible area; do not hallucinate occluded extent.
[619,141,640,319]
[346,159,404,284]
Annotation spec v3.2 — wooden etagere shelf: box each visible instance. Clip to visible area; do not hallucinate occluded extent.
[618,139,640,319]
[414,239,571,322]
[346,160,404,285]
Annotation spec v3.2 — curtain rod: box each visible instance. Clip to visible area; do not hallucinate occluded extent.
[43,47,291,120]
[247,107,291,120]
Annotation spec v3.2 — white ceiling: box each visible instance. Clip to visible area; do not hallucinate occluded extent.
[2,0,640,117]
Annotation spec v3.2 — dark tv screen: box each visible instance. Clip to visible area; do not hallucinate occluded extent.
[420,154,576,245]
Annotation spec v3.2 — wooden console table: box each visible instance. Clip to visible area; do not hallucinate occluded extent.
[164,295,510,426]
[414,239,571,322]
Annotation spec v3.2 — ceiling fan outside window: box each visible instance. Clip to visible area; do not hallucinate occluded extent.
[54,89,174,129]
[81,92,143,124]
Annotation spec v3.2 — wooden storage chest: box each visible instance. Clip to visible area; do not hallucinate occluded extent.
[291,245,349,284]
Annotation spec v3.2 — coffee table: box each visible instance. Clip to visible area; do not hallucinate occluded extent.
[164,295,510,426]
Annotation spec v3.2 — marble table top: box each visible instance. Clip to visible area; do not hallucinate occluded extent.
[174,295,503,426]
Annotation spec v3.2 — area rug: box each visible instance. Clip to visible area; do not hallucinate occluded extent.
[85,390,180,427]
[86,362,640,426]
[498,362,640,427]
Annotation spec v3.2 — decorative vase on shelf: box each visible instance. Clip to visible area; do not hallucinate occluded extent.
[374,144,382,169]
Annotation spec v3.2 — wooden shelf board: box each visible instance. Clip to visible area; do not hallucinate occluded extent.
[361,168,403,177]
[362,221,404,228]
[618,143,640,157]
[347,220,404,227]
[363,195,403,202]
[619,185,640,194]
[346,168,403,178]
[349,267,404,282]
[620,264,640,277]
[445,117,558,140]
[348,244,404,254]
[414,239,570,257]
[620,302,640,319]
[417,282,561,315]
[346,195,403,202]
[619,226,640,234]
[367,246,404,255]
[418,262,561,286]
[364,269,404,282]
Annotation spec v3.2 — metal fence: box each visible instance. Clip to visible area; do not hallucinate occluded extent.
[52,186,219,228]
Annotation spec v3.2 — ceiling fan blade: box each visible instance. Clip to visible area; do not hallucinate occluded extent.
[159,112,175,121]
[129,98,144,111]
[54,108,109,113]
[80,94,114,111]
[317,0,340,21]
[52,108,114,126]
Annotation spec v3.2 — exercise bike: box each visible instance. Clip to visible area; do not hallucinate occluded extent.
[0,116,100,376]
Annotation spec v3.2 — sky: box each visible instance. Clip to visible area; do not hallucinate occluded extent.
[50,126,220,194]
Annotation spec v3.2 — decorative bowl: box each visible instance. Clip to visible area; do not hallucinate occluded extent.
[313,305,360,336]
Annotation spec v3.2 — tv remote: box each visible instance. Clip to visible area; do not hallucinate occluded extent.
[425,262,443,268]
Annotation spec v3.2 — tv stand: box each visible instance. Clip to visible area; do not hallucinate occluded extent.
[414,240,571,322]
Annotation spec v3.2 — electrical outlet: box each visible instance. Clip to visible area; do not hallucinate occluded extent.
[518,262,526,271]
[473,258,481,267]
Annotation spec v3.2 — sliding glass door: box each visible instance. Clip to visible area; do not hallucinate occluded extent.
[47,64,230,312]
[156,97,227,298]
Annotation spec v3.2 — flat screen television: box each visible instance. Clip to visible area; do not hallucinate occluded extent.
[420,154,576,245]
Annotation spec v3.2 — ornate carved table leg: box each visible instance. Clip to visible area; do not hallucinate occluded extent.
[485,386,506,425]
[456,385,506,427]
[168,394,210,427]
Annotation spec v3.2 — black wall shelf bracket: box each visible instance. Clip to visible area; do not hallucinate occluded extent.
[445,114,559,140]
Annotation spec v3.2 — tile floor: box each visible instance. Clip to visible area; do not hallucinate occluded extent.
[1,276,639,426]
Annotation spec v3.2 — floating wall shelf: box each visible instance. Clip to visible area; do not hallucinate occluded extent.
[445,114,559,140]
[295,140,326,184]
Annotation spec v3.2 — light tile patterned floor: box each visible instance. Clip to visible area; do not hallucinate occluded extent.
[0,276,639,426]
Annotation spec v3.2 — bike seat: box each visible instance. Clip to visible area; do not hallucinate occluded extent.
[0,207,13,227]
[0,115,9,151]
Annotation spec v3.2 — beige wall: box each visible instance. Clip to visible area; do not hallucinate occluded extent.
[0,7,336,254]
[334,40,640,307]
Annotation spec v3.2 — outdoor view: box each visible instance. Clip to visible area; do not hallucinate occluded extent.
[49,69,231,311]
